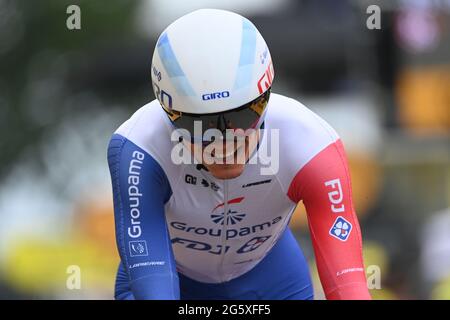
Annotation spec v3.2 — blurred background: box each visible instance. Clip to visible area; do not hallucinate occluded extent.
[0,0,449,299]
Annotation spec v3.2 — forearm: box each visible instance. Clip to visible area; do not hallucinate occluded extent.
[289,140,371,300]
[108,134,180,299]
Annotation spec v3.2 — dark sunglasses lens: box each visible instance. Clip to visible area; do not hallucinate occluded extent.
[171,89,270,142]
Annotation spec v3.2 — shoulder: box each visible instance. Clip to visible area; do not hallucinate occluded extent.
[265,93,339,144]
[114,100,171,148]
[263,93,341,191]
[111,100,175,165]
[107,100,183,186]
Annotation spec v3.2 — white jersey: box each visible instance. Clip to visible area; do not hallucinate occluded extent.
[112,93,339,283]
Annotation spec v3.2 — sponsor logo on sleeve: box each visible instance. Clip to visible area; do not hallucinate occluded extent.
[329,216,352,241]
[129,240,149,257]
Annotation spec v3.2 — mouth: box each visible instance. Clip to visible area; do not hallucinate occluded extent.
[211,141,246,164]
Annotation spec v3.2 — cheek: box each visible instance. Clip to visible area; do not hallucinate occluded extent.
[187,143,204,162]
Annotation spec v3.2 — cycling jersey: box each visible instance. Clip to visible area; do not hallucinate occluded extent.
[107,93,370,300]
[115,227,314,300]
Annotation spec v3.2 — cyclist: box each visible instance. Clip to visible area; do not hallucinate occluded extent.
[107,9,371,300]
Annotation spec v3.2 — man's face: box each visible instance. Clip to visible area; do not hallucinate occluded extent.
[188,130,259,180]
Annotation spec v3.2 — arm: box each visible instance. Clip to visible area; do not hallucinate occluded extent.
[108,133,179,299]
[288,139,371,300]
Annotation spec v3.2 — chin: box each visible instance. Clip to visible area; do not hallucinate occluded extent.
[208,164,245,180]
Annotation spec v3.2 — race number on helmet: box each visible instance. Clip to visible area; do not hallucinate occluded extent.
[151,9,274,142]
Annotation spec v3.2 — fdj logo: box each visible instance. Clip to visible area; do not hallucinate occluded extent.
[329,217,352,241]
[257,61,274,94]
[171,237,230,255]
[129,240,148,257]
[236,236,271,254]
[202,91,230,101]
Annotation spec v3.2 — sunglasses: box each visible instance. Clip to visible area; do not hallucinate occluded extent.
[163,88,271,145]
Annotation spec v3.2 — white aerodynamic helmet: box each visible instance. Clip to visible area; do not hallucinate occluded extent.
[151,9,274,141]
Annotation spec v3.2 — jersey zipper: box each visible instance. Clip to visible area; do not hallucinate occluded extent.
[218,179,229,282]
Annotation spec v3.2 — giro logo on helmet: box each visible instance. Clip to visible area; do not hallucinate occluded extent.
[202,91,231,101]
